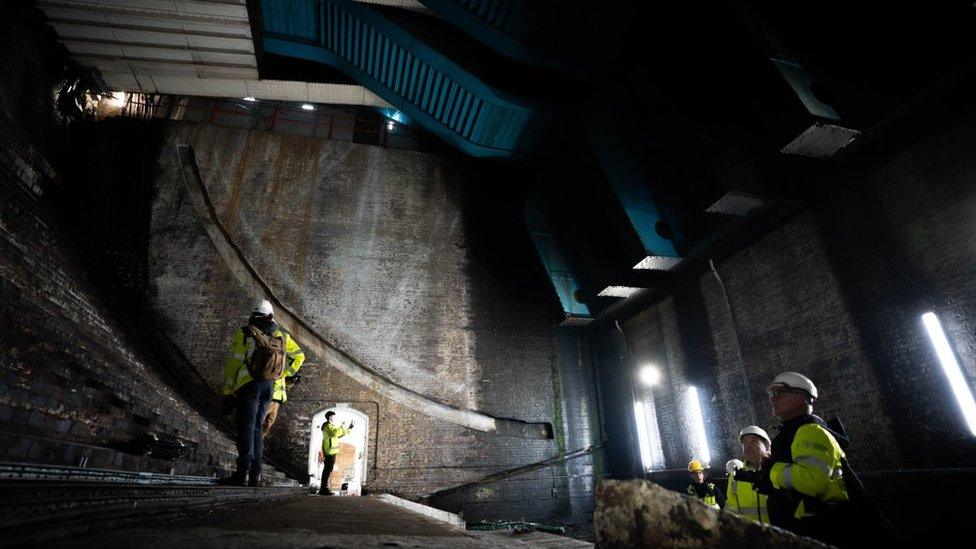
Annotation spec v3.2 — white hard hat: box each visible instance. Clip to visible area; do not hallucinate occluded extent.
[766,371,818,399]
[253,299,274,316]
[725,459,744,475]
[738,425,771,446]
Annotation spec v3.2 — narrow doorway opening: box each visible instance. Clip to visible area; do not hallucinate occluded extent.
[307,405,369,495]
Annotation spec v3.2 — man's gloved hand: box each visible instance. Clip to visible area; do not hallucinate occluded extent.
[736,463,776,494]
[285,375,301,387]
[733,468,761,485]
[221,395,237,416]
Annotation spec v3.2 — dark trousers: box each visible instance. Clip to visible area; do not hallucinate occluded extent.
[234,379,274,480]
[319,454,337,494]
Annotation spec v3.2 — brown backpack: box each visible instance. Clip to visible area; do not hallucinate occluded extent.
[245,325,287,381]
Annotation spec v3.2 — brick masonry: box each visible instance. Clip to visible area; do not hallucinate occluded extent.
[8,2,971,532]
[0,114,600,529]
[0,157,243,477]
[142,122,600,528]
[618,110,976,472]
[0,5,252,480]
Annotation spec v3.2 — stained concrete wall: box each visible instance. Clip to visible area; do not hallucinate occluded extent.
[146,122,599,528]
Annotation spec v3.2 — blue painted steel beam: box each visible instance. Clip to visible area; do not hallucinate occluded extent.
[258,0,554,158]
[417,0,605,78]
[585,113,683,271]
[525,192,592,323]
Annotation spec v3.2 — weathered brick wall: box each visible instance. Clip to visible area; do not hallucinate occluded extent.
[144,122,599,527]
[0,161,241,477]
[0,4,246,479]
[422,328,602,537]
[619,111,976,472]
[624,294,727,469]
[697,211,900,469]
[0,2,66,166]
[805,111,976,468]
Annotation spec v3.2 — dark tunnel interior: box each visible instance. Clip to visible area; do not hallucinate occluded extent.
[1,1,975,547]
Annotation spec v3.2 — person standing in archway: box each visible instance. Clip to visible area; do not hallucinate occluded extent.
[318,411,354,495]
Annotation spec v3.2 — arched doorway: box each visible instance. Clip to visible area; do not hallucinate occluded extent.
[308,405,369,495]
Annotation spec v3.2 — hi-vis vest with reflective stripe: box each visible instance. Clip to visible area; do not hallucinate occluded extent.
[686,482,720,510]
[727,466,769,523]
[322,423,349,456]
[770,423,849,519]
[223,325,305,400]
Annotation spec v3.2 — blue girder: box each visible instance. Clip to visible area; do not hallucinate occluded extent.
[524,192,592,322]
[259,0,554,158]
[417,0,606,78]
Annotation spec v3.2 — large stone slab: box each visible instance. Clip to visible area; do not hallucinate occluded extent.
[595,480,827,548]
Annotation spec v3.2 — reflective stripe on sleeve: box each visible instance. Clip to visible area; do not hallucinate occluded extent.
[796,455,833,476]
[781,465,795,490]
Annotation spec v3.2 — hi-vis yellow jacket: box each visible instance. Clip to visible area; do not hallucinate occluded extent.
[322,422,349,456]
[223,325,305,401]
[685,482,721,510]
[727,465,769,524]
[770,423,849,519]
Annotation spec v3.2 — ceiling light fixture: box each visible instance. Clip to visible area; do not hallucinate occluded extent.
[107,92,126,108]
[638,365,662,387]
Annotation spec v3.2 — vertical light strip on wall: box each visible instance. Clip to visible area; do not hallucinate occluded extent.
[643,395,666,469]
[634,401,653,471]
[922,312,976,436]
[687,386,711,463]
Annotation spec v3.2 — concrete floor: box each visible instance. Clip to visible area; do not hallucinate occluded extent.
[59,494,593,548]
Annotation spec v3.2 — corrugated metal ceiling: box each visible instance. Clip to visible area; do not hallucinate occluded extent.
[37,0,393,106]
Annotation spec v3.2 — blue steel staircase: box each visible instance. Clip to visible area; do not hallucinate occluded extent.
[258,0,555,158]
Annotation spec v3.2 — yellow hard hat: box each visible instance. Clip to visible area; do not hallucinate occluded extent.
[688,459,704,472]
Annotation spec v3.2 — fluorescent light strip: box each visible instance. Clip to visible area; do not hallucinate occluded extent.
[644,395,666,469]
[634,401,653,471]
[922,312,976,437]
[687,386,711,464]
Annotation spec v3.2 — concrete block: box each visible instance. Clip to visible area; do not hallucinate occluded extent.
[374,494,466,529]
